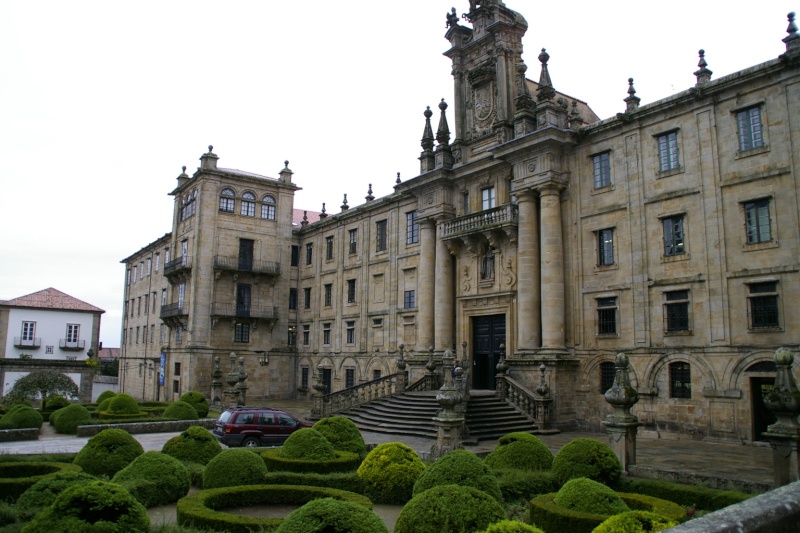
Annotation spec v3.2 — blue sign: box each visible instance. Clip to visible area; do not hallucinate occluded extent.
[159,352,166,386]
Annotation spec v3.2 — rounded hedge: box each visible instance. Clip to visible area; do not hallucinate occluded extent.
[112,451,191,507]
[51,404,92,434]
[262,448,362,474]
[107,393,139,414]
[480,520,546,533]
[203,448,267,489]
[356,442,425,504]
[275,496,388,533]
[22,480,149,533]
[161,425,222,465]
[413,449,503,503]
[281,428,337,460]
[394,484,507,533]
[15,470,97,520]
[551,438,622,486]
[73,428,144,477]
[44,394,71,411]
[484,432,554,471]
[494,468,560,502]
[163,400,199,421]
[592,510,678,533]
[0,461,83,503]
[312,416,367,456]
[179,391,209,418]
[0,405,43,429]
[554,478,629,515]
[97,397,113,412]
[95,390,117,404]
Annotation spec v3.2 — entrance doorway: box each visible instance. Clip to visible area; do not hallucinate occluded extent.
[751,377,776,441]
[472,314,506,390]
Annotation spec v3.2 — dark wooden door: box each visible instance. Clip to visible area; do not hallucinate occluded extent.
[472,314,506,390]
[751,377,776,441]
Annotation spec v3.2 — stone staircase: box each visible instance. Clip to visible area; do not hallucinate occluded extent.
[344,390,537,441]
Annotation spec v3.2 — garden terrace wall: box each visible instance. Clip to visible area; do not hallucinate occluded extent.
[0,428,39,442]
[76,418,215,436]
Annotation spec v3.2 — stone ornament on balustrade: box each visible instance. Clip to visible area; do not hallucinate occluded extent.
[602,352,642,474]
[762,346,800,487]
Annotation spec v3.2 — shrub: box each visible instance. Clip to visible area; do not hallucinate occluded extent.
[281,428,337,460]
[484,432,553,471]
[262,449,361,474]
[479,520,545,533]
[356,442,425,504]
[1,370,79,408]
[97,397,113,412]
[179,392,209,418]
[551,438,622,487]
[592,510,678,533]
[15,470,97,520]
[112,451,191,507]
[161,426,222,465]
[51,404,92,434]
[0,500,18,528]
[263,471,365,494]
[413,449,503,503]
[203,449,267,489]
[0,461,82,503]
[494,469,560,502]
[275,497,388,533]
[163,401,199,421]
[616,477,751,511]
[312,416,367,456]
[95,390,117,404]
[43,394,71,411]
[73,428,144,477]
[554,478,630,515]
[0,406,43,430]
[394,484,507,533]
[106,393,139,414]
[22,480,149,532]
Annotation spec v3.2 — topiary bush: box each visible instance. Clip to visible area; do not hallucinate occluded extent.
[484,432,554,471]
[51,404,92,434]
[551,438,622,487]
[163,401,199,421]
[97,397,113,412]
[95,390,117,404]
[479,520,546,533]
[281,428,337,460]
[0,500,18,529]
[356,442,425,504]
[494,469,560,503]
[22,480,149,532]
[554,477,630,515]
[413,449,503,503]
[43,394,71,411]
[112,451,191,507]
[0,405,43,430]
[161,425,222,465]
[394,484,507,533]
[203,448,267,489]
[179,391,209,418]
[106,393,140,414]
[0,461,83,503]
[262,448,361,474]
[73,428,144,477]
[312,416,367,456]
[274,496,389,533]
[15,470,97,520]
[592,510,678,533]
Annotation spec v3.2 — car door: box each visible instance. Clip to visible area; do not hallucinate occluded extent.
[257,411,279,445]
[276,412,300,444]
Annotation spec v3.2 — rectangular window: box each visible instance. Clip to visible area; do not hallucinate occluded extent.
[748,282,779,329]
[306,243,313,265]
[146,258,152,276]
[301,367,309,389]
[161,289,167,306]
[131,299,135,317]
[376,220,388,252]
[140,262,144,279]
[349,229,358,254]
[261,196,276,219]
[404,290,415,309]
[597,228,615,266]
[165,249,170,264]
[178,282,185,309]
[143,294,149,314]
[136,326,140,344]
[303,288,311,309]
[137,297,142,315]
[159,324,165,343]
[289,288,298,310]
[128,328,132,345]
[600,361,615,394]
[127,269,131,285]
[133,265,137,283]
[463,192,470,214]
[288,326,296,346]
[406,211,419,244]
[154,253,160,272]
[302,325,310,345]
[593,152,611,189]
[345,368,355,388]
[745,199,771,244]
[241,195,255,216]
[324,284,332,307]
[173,380,180,394]
[373,369,382,380]
[181,240,188,262]
[234,323,250,343]
[325,236,334,260]
[323,323,331,345]
[663,216,685,256]
[21,321,36,341]
[597,297,617,335]
[175,326,182,342]
[236,284,252,317]
[346,321,355,344]
[143,326,147,344]
[657,131,680,171]
[152,292,157,313]
[45,345,53,354]
[347,279,356,303]
[239,239,254,271]
[737,106,764,151]
[482,187,496,210]
[665,290,690,332]
[670,362,692,399]
[291,245,299,267]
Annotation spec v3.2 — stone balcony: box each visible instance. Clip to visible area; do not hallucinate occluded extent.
[164,256,192,284]
[440,204,518,246]
[213,255,280,277]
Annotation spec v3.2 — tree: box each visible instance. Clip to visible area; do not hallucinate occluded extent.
[2,370,80,407]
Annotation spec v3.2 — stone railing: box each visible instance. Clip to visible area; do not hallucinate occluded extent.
[314,373,399,418]
[496,374,538,421]
[406,374,441,392]
[440,204,518,239]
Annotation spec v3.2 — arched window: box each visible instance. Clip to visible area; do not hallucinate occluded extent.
[241,192,256,217]
[219,188,235,213]
[669,362,691,399]
[261,195,276,220]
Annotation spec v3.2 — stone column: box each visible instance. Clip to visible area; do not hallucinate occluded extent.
[538,185,565,349]
[516,190,540,350]
[602,353,641,473]
[418,220,436,350]
[763,347,800,487]
[435,230,454,352]
[432,349,464,458]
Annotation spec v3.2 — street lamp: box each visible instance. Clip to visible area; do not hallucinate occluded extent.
[255,350,268,366]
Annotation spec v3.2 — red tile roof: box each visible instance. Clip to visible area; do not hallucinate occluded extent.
[292,209,322,226]
[2,288,105,313]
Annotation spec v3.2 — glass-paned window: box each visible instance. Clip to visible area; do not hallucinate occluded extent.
[241,192,256,216]
[161,289,167,306]
[136,326,140,344]
[154,253,160,272]
[376,220,388,252]
[21,321,36,341]
[306,243,313,265]
[302,325,310,345]
[657,131,680,171]
[178,282,185,309]
[152,292,157,313]
[174,362,181,376]
[349,229,358,254]
[669,362,692,399]
[593,152,611,189]
[663,216,685,256]
[406,211,419,244]
[236,284,251,317]
[234,323,250,343]
[176,326,182,342]
[463,192,470,215]
[404,290,415,308]
[737,106,764,151]
[238,238,254,271]
[745,199,771,244]
[598,228,615,266]
[261,195,276,219]
[749,282,779,329]
[325,236,334,260]
[289,288,298,310]
[347,279,356,303]
[150,325,155,343]
[482,187,496,210]
[600,361,615,393]
[373,369,382,380]
[345,368,355,388]
[146,258,152,275]
[597,297,617,335]
[324,284,332,307]
[323,323,331,345]
[303,288,311,309]
[288,325,296,346]
[665,290,690,332]
[301,367,309,389]
[133,265,137,282]
[180,192,196,220]
[346,321,355,344]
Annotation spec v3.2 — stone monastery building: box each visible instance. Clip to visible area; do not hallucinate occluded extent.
[120,1,800,443]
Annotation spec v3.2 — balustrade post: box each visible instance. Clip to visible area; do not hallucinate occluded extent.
[763,347,800,486]
[602,354,641,473]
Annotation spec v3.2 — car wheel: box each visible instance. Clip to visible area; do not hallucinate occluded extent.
[242,437,259,448]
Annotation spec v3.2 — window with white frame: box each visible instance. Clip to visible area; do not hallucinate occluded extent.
[241,192,256,216]
[657,131,680,172]
[261,195,276,219]
[154,253,160,272]
[737,106,764,152]
[482,186,496,210]
[744,199,772,244]
[219,188,235,212]
[66,324,80,343]
[593,151,611,189]
[146,258,151,275]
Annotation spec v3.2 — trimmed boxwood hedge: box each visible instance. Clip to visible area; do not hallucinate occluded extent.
[161,425,222,465]
[413,449,503,503]
[356,442,425,504]
[616,477,752,511]
[177,484,373,533]
[15,470,97,520]
[203,448,267,489]
[95,390,117,404]
[551,438,622,487]
[262,449,362,474]
[73,428,144,477]
[0,406,43,430]
[50,404,92,434]
[112,451,191,507]
[263,471,365,494]
[529,492,686,533]
[276,496,388,533]
[162,401,199,421]
[554,478,630,515]
[394,484,507,533]
[480,520,546,533]
[592,510,678,533]
[494,468,560,502]
[312,416,367,456]
[0,461,83,503]
[179,391,210,418]
[485,432,554,472]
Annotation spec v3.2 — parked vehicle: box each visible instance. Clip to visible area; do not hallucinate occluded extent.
[213,406,311,447]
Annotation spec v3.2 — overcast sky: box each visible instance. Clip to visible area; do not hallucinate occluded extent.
[1,1,795,347]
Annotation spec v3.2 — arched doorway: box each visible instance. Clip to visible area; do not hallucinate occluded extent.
[471,314,505,390]
[746,360,777,441]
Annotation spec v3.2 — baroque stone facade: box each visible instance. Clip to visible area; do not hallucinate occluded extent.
[120,1,800,442]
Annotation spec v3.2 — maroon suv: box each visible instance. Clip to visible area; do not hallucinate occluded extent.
[213,406,312,447]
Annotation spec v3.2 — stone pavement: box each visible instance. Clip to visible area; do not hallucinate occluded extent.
[0,398,774,492]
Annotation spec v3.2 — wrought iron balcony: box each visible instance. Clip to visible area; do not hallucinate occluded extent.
[13,337,41,349]
[164,256,192,276]
[440,204,518,240]
[160,303,188,319]
[59,339,86,351]
[211,303,279,319]
[213,255,280,276]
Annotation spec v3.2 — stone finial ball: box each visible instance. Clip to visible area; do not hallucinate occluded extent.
[775,347,794,365]
[615,352,629,367]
